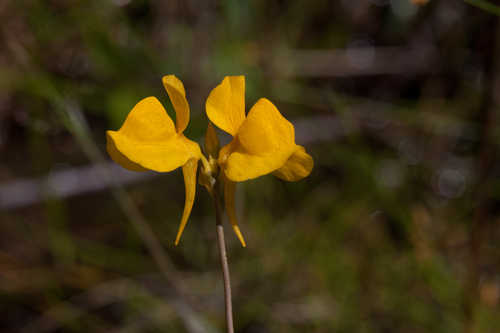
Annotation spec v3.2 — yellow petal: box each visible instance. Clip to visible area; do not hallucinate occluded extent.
[107,96,201,172]
[224,177,246,247]
[117,96,176,141]
[106,134,148,172]
[218,137,239,166]
[107,97,201,172]
[204,122,220,158]
[108,131,200,172]
[238,98,295,154]
[273,145,313,181]
[223,98,296,181]
[175,158,198,245]
[163,75,190,133]
[206,76,246,136]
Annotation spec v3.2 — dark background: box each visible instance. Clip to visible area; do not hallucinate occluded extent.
[1,0,500,332]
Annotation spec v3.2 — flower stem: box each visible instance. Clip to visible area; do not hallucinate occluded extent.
[213,190,234,333]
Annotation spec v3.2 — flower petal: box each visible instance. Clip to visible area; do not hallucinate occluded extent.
[206,76,246,136]
[116,96,176,141]
[224,177,247,247]
[107,96,201,172]
[163,75,190,133]
[238,98,295,155]
[223,98,296,181]
[107,129,201,173]
[273,145,313,181]
[106,134,148,172]
[224,150,290,181]
[175,158,198,245]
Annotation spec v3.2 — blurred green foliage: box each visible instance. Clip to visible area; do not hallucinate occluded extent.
[1,0,500,332]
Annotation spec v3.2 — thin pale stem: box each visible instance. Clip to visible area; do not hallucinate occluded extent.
[213,190,234,333]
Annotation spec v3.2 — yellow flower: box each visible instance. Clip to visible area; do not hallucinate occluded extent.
[106,75,202,246]
[106,75,313,248]
[206,76,314,247]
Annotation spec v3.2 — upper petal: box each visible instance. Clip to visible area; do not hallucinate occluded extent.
[206,76,246,136]
[106,135,148,172]
[107,131,201,172]
[272,145,313,181]
[163,75,190,133]
[117,96,176,141]
[106,96,201,172]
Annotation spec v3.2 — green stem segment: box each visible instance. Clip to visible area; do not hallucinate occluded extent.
[213,190,235,333]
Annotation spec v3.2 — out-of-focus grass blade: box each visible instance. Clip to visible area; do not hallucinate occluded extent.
[464,0,500,16]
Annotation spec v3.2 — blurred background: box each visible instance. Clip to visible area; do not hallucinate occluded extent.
[1,0,500,332]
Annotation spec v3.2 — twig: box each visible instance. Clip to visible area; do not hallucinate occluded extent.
[213,190,234,333]
[0,163,153,210]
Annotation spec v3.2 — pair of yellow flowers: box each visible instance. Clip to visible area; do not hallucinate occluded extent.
[106,75,313,247]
